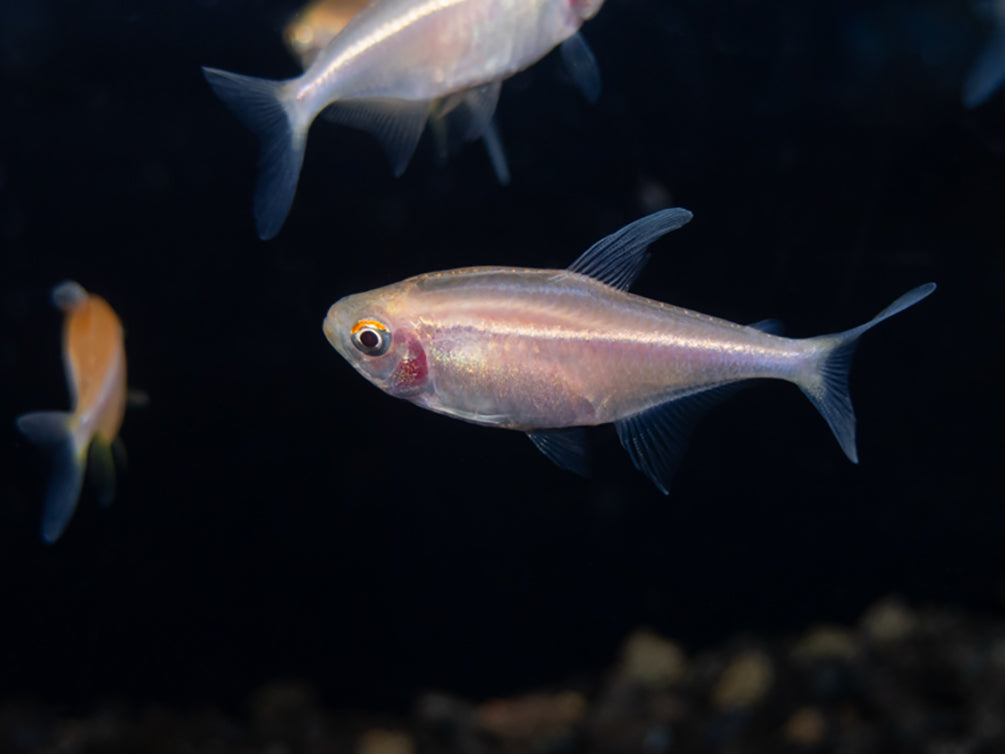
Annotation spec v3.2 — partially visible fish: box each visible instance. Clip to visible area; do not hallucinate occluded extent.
[16,281,128,542]
[203,0,605,239]
[323,209,936,490]
[963,0,1005,107]
[283,0,372,68]
[280,0,512,184]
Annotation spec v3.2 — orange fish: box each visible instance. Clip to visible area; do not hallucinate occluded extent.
[16,281,127,543]
[282,0,373,69]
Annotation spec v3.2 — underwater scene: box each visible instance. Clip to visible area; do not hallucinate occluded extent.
[1,0,1003,750]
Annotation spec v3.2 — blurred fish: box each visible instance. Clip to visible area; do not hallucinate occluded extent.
[16,281,127,542]
[323,209,936,490]
[203,0,605,239]
[964,0,1005,107]
[280,0,512,184]
[283,0,371,68]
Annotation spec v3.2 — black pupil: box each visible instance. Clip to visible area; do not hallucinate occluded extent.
[359,329,380,349]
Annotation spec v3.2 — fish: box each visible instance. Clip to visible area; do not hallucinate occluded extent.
[279,0,513,184]
[322,208,936,490]
[963,0,1005,107]
[283,0,374,68]
[202,0,606,239]
[16,281,127,542]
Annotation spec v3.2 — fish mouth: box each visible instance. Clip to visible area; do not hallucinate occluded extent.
[322,310,341,351]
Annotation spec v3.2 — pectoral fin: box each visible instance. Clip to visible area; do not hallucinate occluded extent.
[560,33,601,103]
[88,438,117,507]
[480,118,510,185]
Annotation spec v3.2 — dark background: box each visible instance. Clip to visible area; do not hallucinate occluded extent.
[0,0,1000,714]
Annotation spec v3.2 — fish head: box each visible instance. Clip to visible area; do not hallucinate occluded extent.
[323,289,430,399]
[569,0,605,21]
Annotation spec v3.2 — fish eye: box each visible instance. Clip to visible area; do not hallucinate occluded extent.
[350,319,391,356]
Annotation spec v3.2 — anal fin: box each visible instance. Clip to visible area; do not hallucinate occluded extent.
[324,98,431,176]
[614,384,740,493]
[527,428,590,478]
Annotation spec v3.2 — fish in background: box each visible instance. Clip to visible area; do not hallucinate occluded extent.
[203,0,606,239]
[282,0,372,67]
[16,281,127,543]
[963,0,1005,107]
[323,209,936,491]
[279,0,513,185]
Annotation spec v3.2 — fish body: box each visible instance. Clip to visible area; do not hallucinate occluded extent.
[280,0,517,185]
[16,281,127,542]
[323,209,936,490]
[203,0,604,239]
[290,0,594,103]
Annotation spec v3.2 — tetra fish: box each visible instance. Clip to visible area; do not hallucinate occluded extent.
[203,0,605,239]
[16,281,127,542]
[323,209,936,490]
[279,0,514,185]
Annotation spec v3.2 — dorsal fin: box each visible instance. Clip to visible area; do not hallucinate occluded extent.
[567,208,693,291]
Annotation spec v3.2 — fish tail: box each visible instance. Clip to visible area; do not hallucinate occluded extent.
[202,66,309,240]
[15,411,89,543]
[797,283,936,463]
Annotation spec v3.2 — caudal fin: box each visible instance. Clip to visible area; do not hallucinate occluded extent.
[15,411,88,543]
[202,66,308,240]
[799,283,937,463]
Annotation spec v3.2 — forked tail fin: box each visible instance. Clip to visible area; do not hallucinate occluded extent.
[15,411,89,543]
[798,283,936,463]
[202,67,308,240]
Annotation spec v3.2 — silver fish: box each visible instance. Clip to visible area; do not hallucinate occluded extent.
[323,209,936,491]
[203,0,605,239]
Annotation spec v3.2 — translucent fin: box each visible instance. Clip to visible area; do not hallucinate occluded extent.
[456,82,502,143]
[963,26,1005,108]
[428,85,509,183]
[88,439,117,507]
[112,437,129,472]
[527,428,590,477]
[614,385,738,494]
[480,118,510,185]
[748,318,784,335]
[52,281,88,311]
[325,98,430,176]
[567,208,693,291]
[126,388,150,408]
[201,66,307,240]
[560,32,601,103]
[15,411,87,543]
[799,283,937,463]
